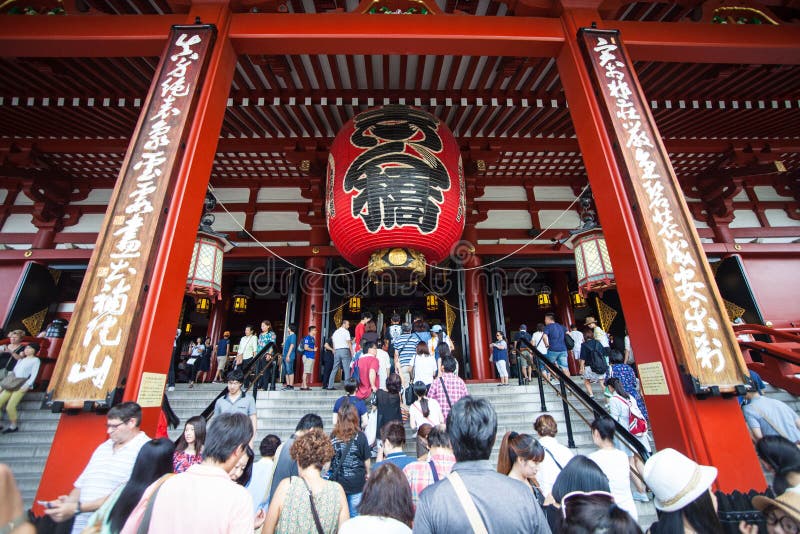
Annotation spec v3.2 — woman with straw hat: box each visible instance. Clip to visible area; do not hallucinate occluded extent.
[643,448,723,533]
[751,489,800,534]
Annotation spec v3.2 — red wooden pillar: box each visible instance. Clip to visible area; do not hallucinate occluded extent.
[557,6,764,491]
[298,255,325,386]
[551,271,574,329]
[464,254,491,380]
[0,262,27,328]
[34,2,238,509]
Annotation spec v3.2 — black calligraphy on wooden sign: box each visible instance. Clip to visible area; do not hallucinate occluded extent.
[579,29,750,395]
[47,25,216,407]
[344,105,451,234]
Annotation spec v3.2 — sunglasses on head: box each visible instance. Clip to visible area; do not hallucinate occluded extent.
[560,490,615,519]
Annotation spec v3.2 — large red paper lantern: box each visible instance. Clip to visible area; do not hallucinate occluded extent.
[327,105,465,277]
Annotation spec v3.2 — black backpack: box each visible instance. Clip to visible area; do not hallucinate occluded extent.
[588,343,608,374]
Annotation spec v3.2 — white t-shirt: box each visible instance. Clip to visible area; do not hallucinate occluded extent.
[594,327,610,348]
[331,327,351,350]
[413,354,438,385]
[537,435,575,498]
[238,335,258,360]
[339,515,411,534]
[624,335,633,362]
[409,397,444,431]
[531,331,546,354]
[73,431,150,533]
[376,348,391,389]
[246,458,274,512]
[569,330,584,357]
[588,448,638,521]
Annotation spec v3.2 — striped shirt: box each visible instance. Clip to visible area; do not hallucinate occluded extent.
[403,451,456,505]
[72,431,150,533]
[394,333,421,367]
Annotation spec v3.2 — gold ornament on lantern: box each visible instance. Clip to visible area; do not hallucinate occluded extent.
[349,296,362,313]
[185,323,193,334]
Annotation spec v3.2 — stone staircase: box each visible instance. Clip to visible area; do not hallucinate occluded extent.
[0,393,60,507]
[166,380,659,526]
[2,380,798,529]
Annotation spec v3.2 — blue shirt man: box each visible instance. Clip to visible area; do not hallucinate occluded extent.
[543,313,569,373]
[302,334,316,359]
[282,325,298,390]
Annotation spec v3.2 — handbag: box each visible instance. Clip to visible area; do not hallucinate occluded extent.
[365,409,378,447]
[185,358,197,366]
[0,372,27,391]
[403,353,418,405]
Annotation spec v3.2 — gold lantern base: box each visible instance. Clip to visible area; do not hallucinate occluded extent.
[368,248,426,283]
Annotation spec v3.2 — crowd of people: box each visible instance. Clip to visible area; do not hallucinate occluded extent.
[1,371,791,534]
[2,314,800,533]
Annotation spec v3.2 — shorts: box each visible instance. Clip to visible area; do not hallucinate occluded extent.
[546,350,568,369]
[216,356,228,370]
[284,356,296,374]
[495,360,508,378]
[583,367,605,383]
[518,350,532,368]
[303,356,315,375]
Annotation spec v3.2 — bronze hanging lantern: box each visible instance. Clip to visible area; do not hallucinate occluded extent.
[232,294,249,314]
[425,293,439,312]
[566,190,615,297]
[195,296,211,314]
[186,193,234,300]
[537,286,552,309]
[570,290,588,309]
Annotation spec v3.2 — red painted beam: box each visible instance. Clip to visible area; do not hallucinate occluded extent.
[611,20,800,64]
[229,13,565,57]
[0,242,797,265]
[23,136,800,156]
[0,15,185,58]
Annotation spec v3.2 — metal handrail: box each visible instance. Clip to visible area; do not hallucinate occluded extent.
[519,338,651,461]
[199,343,277,420]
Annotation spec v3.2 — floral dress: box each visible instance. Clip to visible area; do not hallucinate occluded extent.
[173,450,203,473]
[610,363,648,422]
[275,477,342,534]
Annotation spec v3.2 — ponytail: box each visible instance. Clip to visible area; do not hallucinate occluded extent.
[420,397,430,418]
[413,381,430,418]
[497,431,518,475]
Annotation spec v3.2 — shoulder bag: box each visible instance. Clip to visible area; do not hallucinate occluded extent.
[136,474,173,534]
[297,477,325,534]
[439,376,453,410]
[0,372,27,391]
[448,472,488,534]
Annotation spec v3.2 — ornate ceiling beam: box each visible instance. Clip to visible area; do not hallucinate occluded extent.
[23,137,800,155]
[229,13,565,57]
[0,15,186,58]
[614,19,800,64]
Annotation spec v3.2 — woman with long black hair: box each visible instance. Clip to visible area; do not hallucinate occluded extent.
[173,416,206,474]
[84,438,175,534]
[408,381,443,433]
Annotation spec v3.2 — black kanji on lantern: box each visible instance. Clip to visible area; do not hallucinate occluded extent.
[343,105,450,234]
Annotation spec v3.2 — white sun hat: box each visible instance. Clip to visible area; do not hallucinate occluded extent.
[643,448,718,513]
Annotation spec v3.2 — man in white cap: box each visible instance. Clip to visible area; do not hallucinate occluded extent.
[428,324,454,356]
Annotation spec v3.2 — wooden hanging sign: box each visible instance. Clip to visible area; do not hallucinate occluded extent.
[578,28,750,395]
[47,25,216,408]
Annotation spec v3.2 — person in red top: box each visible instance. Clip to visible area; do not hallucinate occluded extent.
[355,341,380,400]
[353,312,372,354]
